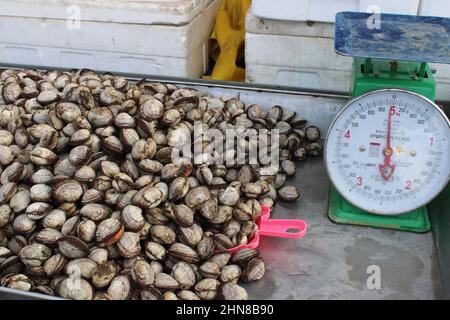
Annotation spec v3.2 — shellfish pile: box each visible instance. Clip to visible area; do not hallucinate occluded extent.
[0,68,321,300]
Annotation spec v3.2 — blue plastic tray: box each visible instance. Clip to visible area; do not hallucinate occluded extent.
[335,12,450,64]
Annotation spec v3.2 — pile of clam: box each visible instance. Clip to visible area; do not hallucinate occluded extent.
[0,68,321,300]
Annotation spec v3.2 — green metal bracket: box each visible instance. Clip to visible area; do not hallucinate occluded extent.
[351,58,436,100]
[364,58,372,76]
[418,62,427,79]
[328,185,431,232]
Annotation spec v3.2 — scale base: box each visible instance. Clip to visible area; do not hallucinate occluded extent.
[328,185,431,233]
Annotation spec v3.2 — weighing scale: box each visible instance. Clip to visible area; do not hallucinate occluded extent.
[326,12,450,232]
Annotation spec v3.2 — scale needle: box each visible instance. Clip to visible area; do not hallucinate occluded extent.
[379,106,396,181]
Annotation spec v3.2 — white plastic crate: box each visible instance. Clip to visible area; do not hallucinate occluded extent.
[418,0,450,89]
[251,0,420,22]
[245,7,450,101]
[419,0,450,18]
[0,0,220,77]
[245,9,353,93]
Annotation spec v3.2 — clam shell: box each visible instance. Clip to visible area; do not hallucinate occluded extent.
[19,243,52,267]
[66,258,97,279]
[213,233,234,250]
[154,272,179,291]
[80,203,111,221]
[168,243,199,264]
[278,185,300,201]
[231,248,259,266]
[177,290,201,300]
[92,261,119,288]
[172,204,194,227]
[177,223,203,248]
[43,254,67,277]
[57,235,90,259]
[53,179,83,203]
[117,232,141,258]
[34,228,62,245]
[131,259,154,287]
[184,186,211,208]
[150,225,176,245]
[121,205,144,232]
[194,278,219,300]
[241,256,265,282]
[220,283,248,300]
[199,261,221,279]
[144,241,167,261]
[58,277,93,300]
[141,287,163,300]
[196,233,215,261]
[0,182,17,205]
[220,264,242,283]
[171,262,196,290]
[107,275,131,300]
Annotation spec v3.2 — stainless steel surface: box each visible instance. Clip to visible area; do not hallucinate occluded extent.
[0,287,62,300]
[0,72,443,300]
[429,186,450,300]
[246,158,442,299]
[0,62,351,100]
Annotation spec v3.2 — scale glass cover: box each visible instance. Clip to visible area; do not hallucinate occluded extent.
[325,88,450,215]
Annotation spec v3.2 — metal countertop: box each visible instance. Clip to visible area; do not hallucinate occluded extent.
[245,158,442,299]
[0,71,443,300]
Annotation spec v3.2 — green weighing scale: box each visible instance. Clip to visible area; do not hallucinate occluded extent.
[325,12,450,232]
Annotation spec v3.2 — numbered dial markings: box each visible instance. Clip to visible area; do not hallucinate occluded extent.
[325,89,450,215]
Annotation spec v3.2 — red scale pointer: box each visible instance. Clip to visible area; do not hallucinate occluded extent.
[379,106,396,181]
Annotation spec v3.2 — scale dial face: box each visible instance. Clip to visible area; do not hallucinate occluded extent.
[325,89,450,215]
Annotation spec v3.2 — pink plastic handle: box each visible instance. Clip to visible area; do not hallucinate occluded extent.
[258,219,307,238]
[260,205,271,219]
[257,205,307,238]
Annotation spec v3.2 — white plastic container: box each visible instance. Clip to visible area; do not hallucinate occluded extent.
[245,9,353,94]
[251,0,420,22]
[0,0,220,77]
[418,0,450,90]
[245,6,450,101]
[419,0,450,18]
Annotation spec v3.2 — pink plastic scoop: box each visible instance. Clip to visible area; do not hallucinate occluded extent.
[222,205,307,254]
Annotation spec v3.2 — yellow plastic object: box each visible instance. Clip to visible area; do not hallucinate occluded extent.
[204,0,251,81]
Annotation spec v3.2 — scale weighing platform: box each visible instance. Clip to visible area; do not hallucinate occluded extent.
[326,12,450,232]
